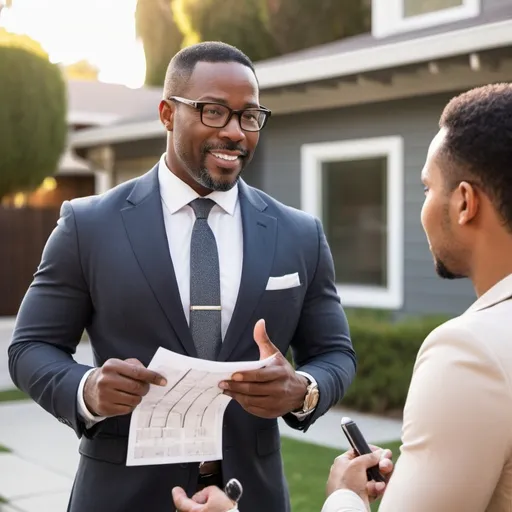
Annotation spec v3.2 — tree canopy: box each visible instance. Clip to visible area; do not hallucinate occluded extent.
[135,0,183,86]
[0,27,47,57]
[64,59,99,81]
[172,0,276,62]
[136,0,370,87]
[266,0,370,55]
[0,41,67,199]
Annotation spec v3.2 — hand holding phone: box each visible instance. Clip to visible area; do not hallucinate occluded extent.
[340,416,386,483]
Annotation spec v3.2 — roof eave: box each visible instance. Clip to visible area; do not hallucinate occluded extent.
[256,18,512,89]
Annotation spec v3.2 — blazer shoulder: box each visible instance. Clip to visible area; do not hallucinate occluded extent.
[420,315,479,352]
[65,175,142,218]
[415,314,505,376]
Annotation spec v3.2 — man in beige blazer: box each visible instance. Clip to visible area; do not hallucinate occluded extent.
[172,82,512,512]
[322,82,512,511]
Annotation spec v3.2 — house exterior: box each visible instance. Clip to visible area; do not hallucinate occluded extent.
[70,0,512,318]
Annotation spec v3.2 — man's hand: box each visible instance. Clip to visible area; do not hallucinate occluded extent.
[219,319,308,418]
[326,446,394,507]
[83,358,167,417]
[172,486,235,512]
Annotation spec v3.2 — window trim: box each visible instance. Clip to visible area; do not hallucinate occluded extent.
[301,136,404,309]
[372,0,481,39]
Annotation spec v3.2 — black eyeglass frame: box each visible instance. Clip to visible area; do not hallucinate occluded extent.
[167,96,272,132]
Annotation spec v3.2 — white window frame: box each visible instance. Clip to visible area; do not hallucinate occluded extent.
[301,136,404,310]
[372,0,481,38]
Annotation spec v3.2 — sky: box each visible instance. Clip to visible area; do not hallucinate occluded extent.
[1,0,146,87]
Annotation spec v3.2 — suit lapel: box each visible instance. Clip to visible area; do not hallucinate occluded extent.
[218,181,277,362]
[120,166,197,357]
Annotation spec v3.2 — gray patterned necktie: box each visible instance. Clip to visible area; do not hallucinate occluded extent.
[189,198,222,360]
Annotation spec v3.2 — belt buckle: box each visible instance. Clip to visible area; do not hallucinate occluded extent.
[199,460,220,478]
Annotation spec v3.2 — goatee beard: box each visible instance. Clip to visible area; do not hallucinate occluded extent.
[435,258,465,280]
[198,167,240,192]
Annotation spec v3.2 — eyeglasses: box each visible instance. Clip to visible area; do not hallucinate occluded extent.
[168,96,271,132]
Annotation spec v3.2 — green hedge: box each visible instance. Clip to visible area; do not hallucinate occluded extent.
[289,309,450,415]
[342,311,449,414]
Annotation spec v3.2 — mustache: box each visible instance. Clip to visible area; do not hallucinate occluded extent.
[203,143,249,158]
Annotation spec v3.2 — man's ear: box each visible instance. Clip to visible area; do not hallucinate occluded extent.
[158,100,174,131]
[457,181,479,226]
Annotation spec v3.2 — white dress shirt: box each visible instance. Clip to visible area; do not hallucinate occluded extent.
[77,154,316,426]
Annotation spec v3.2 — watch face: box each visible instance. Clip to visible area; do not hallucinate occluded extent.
[305,386,319,411]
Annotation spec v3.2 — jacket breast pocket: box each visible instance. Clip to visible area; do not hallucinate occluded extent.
[262,283,304,303]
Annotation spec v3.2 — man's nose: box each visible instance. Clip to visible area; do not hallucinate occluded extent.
[219,114,245,142]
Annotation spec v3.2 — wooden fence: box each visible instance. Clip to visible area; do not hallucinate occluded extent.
[0,207,60,316]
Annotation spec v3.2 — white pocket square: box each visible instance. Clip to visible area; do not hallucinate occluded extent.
[265,272,301,291]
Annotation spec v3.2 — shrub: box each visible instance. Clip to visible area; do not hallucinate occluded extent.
[342,311,450,414]
[288,309,450,415]
[0,43,67,199]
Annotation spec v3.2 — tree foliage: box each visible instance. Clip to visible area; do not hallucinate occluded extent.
[135,0,183,86]
[0,28,47,57]
[173,0,277,62]
[64,59,99,81]
[0,43,67,199]
[136,0,371,86]
[265,0,371,55]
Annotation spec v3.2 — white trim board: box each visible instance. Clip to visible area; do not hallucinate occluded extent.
[301,136,404,310]
[372,0,481,39]
[256,18,512,89]
[68,111,121,126]
[72,119,165,148]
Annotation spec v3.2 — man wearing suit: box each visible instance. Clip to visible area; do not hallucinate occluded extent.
[321,83,512,511]
[8,41,356,512]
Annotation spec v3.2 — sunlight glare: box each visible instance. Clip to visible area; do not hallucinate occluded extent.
[1,0,146,88]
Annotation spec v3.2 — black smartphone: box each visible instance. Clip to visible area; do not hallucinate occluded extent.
[340,416,386,483]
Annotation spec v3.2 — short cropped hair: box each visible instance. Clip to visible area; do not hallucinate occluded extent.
[439,83,512,230]
[163,41,256,99]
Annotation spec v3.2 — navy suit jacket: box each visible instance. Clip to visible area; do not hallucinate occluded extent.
[8,165,356,512]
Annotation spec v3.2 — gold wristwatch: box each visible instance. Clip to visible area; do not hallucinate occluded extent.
[294,373,319,416]
[303,380,320,413]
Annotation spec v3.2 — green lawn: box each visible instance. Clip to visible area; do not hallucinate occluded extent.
[0,388,29,402]
[282,437,401,512]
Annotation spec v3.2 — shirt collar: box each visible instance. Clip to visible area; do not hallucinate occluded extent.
[158,153,238,216]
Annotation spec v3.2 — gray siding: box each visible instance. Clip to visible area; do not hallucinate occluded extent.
[483,0,512,15]
[260,91,476,317]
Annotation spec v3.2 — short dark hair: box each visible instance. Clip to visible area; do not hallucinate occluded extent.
[439,83,512,230]
[163,41,256,98]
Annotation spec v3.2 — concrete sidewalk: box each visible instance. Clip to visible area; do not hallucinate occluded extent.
[0,318,16,390]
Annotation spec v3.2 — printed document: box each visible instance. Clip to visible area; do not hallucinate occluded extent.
[126,347,276,466]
